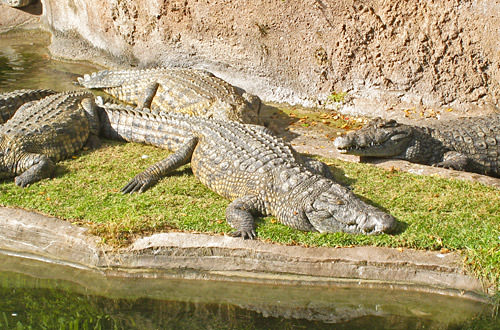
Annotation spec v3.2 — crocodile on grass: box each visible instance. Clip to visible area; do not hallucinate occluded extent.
[334,115,500,178]
[77,67,262,124]
[0,90,100,187]
[0,89,56,124]
[97,100,396,238]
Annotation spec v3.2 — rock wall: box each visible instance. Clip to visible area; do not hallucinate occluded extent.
[38,0,500,116]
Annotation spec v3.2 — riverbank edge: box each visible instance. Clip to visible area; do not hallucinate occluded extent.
[0,206,491,302]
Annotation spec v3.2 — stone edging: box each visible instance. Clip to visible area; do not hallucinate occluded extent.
[0,207,489,302]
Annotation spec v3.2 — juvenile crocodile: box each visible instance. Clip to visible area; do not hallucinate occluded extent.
[0,89,56,124]
[77,67,262,124]
[0,91,100,187]
[97,101,396,238]
[334,115,500,177]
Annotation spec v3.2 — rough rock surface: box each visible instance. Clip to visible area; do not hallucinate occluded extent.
[0,207,488,297]
[0,2,41,32]
[37,0,500,116]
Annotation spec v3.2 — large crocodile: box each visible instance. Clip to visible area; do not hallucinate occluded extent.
[77,67,262,124]
[97,101,396,238]
[334,115,500,177]
[0,91,100,187]
[0,89,56,124]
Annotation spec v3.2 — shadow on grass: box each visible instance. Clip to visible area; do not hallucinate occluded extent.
[259,103,300,141]
[0,164,71,187]
[52,165,71,179]
[326,163,407,235]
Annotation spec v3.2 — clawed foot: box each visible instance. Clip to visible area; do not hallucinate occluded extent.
[433,153,469,171]
[433,162,464,171]
[121,174,158,194]
[14,175,31,188]
[230,229,257,240]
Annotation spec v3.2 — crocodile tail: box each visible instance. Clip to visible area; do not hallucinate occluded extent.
[77,68,165,88]
[77,70,113,88]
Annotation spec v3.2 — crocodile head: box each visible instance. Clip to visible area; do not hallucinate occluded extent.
[303,181,397,234]
[334,118,413,158]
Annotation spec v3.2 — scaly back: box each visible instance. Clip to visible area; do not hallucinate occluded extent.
[0,91,94,162]
[0,89,56,124]
[78,68,260,124]
[430,113,500,175]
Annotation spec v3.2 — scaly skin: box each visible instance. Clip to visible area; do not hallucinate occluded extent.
[0,89,56,124]
[334,115,500,177]
[77,67,262,124]
[97,101,397,238]
[0,91,101,187]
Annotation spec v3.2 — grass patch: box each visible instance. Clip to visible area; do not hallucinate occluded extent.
[0,141,498,291]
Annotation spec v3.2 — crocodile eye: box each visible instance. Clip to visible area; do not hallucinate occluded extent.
[390,133,408,141]
[380,119,398,128]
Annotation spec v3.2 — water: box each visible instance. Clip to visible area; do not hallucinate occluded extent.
[0,30,99,92]
[0,29,498,329]
[0,254,495,329]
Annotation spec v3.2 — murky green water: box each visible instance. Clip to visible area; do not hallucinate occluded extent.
[0,30,99,92]
[0,29,498,329]
[0,254,496,329]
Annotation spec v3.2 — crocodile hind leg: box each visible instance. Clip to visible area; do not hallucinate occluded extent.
[81,98,102,149]
[137,82,160,109]
[14,154,56,187]
[122,136,198,193]
[300,156,334,179]
[226,195,261,239]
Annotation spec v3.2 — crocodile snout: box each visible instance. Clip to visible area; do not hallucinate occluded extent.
[361,213,397,234]
[333,136,350,150]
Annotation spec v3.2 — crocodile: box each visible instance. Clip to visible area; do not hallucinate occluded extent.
[334,115,500,177]
[77,67,262,124]
[0,89,56,124]
[0,91,100,187]
[96,100,396,238]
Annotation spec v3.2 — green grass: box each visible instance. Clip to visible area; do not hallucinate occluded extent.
[327,91,347,103]
[0,140,498,292]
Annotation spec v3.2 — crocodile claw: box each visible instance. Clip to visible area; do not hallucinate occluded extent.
[230,230,257,240]
[121,175,158,194]
[14,176,31,188]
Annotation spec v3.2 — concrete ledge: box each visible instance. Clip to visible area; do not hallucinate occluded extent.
[0,207,487,301]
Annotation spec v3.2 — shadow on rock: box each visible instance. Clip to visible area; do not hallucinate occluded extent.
[260,103,300,142]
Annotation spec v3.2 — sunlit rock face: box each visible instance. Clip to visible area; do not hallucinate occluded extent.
[12,0,500,116]
[2,0,34,8]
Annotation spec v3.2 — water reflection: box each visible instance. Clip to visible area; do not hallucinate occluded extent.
[0,30,99,92]
[0,253,496,329]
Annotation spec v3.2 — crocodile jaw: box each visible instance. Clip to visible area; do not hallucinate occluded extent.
[334,131,412,158]
[305,185,397,235]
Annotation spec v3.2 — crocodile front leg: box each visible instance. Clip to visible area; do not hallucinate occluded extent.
[226,195,261,239]
[122,136,198,193]
[434,151,470,171]
[14,153,56,187]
